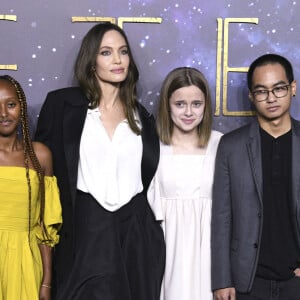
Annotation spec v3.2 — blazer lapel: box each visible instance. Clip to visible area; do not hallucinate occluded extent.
[137,104,159,194]
[63,93,88,206]
[291,119,300,213]
[246,121,263,204]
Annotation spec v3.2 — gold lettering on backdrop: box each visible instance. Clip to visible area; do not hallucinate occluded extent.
[72,17,116,23]
[0,14,17,70]
[215,18,223,116]
[72,17,162,29]
[0,15,16,21]
[0,64,17,70]
[215,18,259,116]
[117,17,162,28]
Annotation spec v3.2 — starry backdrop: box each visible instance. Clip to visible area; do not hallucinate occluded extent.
[0,0,300,133]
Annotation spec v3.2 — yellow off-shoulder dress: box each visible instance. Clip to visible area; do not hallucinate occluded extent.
[0,167,62,300]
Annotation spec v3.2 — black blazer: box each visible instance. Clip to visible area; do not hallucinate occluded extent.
[35,87,160,285]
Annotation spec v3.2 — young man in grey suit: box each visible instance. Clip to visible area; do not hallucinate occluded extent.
[211,53,300,300]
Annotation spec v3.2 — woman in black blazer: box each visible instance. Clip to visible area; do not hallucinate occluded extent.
[35,22,165,300]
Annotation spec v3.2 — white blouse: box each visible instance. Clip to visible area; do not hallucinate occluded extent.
[77,107,143,212]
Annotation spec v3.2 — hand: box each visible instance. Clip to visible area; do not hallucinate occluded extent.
[39,285,51,300]
[294,267,300,277]
[214,287,236,300]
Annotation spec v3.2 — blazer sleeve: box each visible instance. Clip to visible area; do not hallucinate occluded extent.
[211,135,234,291]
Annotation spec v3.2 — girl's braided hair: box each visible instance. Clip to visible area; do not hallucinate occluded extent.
[0,75,50,242]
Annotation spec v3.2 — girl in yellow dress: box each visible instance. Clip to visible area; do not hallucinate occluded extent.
[0,75,62,300]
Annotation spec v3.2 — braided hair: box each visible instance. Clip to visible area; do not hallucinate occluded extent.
[0,75,50,242]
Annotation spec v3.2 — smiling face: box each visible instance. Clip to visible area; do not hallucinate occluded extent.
[94,29,130,86]
[249,63,296,123]
[170,85,206,135]
[0,79,20,137]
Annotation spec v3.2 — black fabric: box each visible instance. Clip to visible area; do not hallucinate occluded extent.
[55,191,165,300]
[257,128,299,280]
[236,276,300,300]
[34,88,163,299]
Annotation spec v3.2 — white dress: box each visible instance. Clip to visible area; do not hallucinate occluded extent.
[148,130,222,300]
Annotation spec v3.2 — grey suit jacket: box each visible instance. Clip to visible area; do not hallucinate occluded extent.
[211,118,300,293]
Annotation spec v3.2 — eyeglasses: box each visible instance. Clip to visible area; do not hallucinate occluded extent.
[251,84,291,102]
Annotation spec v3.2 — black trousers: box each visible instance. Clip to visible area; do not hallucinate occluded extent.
[55,190,165,300]
[237,276,300,300]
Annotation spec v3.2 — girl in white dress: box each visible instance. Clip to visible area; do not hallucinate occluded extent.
[148,67,222,300]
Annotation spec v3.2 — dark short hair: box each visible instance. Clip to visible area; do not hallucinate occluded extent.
[157,67,212,147]
[247,53,294,89]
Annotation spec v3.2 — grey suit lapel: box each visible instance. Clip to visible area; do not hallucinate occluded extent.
[247,122,263,204]
[291,119,300,212]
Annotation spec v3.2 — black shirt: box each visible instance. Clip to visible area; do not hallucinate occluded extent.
[256,127,299,280]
